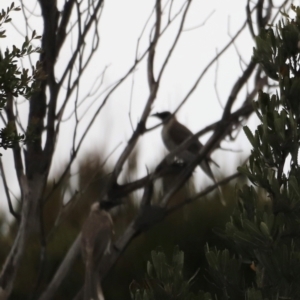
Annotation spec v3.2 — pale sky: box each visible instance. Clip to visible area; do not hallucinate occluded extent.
[0,0,294,213]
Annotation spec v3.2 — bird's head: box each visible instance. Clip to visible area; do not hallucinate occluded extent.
[151,111,173,122]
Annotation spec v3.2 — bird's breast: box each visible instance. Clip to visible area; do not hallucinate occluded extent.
[161,123,177,152]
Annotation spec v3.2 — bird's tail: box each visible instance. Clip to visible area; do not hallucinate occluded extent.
[200,160,226,206]
[216,184,226,206]
[84,260,105,300]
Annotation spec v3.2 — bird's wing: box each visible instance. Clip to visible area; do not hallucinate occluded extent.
[168,120,221,169]
[168,122,201,154]
[82,210,113,264]
[93,211,113,260]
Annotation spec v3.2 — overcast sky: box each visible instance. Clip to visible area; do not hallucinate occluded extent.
[0,0,295,213]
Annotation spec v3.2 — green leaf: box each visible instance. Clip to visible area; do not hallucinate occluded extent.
[205,250,219,270]
[260,222,271,239]
[288,176,300,198]
[243,126,256,148]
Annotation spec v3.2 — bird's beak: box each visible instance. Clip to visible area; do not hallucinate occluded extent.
[151,112,159,118]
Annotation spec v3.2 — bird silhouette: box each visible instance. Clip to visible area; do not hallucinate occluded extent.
[81,202,114,300]
[152,111,225,205]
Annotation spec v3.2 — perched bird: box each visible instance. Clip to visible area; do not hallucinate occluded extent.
[152,111,225,205]
[81,202,114,300]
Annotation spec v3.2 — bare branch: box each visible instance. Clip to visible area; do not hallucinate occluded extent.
[166,172,242,214]
[38,234,82,300]
[174,15,249,115]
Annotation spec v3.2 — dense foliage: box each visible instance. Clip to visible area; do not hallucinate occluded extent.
[0,3,43,152]
[208,6,300,299]
[131,6,300,300]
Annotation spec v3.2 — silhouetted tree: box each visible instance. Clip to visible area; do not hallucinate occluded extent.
[0,1,293,299]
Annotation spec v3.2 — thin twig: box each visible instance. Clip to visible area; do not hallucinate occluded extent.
[0,158,20,221]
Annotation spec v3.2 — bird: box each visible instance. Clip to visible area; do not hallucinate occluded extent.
[81,202,114,300]
[152,111,225,205]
